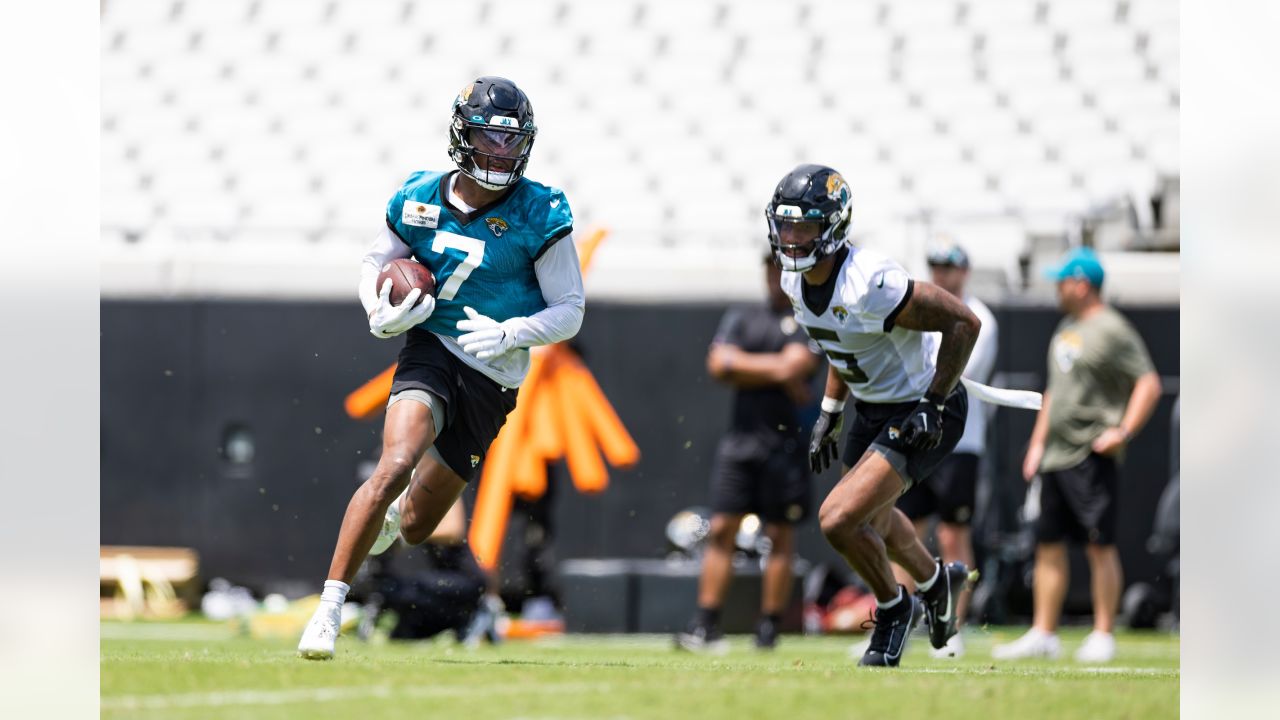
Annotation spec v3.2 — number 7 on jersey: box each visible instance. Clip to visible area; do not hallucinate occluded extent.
[430,232,486,301]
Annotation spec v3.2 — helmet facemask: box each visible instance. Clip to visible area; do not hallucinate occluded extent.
[449,118,535,190]
[766,204,850,272]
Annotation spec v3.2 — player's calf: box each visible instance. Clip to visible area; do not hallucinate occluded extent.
[917,559,973,650]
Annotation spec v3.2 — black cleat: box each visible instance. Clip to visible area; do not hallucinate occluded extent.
[858,588,922,667]
[920,560,970,650]
[754,616,779,650]
[675,621,728,654]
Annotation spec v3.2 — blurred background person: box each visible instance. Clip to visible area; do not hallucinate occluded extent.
[676,254,820,652]
[993,248,1163,664]
[891,240,998,659]
[355,495,498,645]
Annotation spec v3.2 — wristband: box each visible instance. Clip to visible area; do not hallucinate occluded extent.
[924,390,947,409]
[821,396,844,414]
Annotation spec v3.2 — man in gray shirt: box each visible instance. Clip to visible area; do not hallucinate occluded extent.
[993,248,1163,664]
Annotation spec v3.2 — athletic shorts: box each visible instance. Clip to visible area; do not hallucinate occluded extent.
[389,329,519,482]
[709,435,811,524]
[896,452,979,524]
[840,384,968,494]
[1035,453,1119,546]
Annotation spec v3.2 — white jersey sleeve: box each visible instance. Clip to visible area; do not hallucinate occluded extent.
[501,234,585,348]
[358,225,414,315]
[858,261,915,332]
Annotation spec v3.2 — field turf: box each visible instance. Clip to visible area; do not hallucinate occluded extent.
[102,621,1178,719]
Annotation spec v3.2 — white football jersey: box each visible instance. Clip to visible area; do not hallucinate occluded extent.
[780,245,938,404]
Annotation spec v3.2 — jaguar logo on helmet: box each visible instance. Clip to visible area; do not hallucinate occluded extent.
[459,82,474,103]
[825,172,849,203]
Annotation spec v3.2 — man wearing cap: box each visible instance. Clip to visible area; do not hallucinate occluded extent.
[993,248,1163,664]
[891,241,998,658]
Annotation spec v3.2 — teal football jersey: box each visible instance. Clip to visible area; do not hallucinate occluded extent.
[385,170,573,338]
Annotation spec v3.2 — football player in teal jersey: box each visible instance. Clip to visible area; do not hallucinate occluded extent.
[300,77,585,659]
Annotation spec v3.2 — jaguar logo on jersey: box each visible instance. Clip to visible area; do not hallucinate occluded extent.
[402,202,440,229]
[832,305,850,324]
[825,172,850,203]
[485,217,509,237]
[470,454,481,468]
[1053,330,1084,373]
[888,426,901,441]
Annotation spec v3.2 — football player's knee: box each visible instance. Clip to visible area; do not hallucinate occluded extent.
[399,522,430,547]
[367,456,414,504]
[819,503,858,544]
[708,516,738,547]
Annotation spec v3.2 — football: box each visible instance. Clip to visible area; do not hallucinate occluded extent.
[377,258,436,305]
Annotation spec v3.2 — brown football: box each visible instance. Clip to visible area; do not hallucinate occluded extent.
[377,258,436,305]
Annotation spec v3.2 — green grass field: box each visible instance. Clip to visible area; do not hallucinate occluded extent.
[102,621,1178,719]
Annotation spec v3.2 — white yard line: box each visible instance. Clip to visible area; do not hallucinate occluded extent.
[102,681,611,712]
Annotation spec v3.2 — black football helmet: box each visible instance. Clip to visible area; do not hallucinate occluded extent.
[448,76,537,190]
[765,164,852,272]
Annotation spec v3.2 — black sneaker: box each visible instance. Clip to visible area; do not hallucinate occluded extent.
[858,588,922,667]
[754,616,779,650]
[919,560,971,650]
[675,621,728,654]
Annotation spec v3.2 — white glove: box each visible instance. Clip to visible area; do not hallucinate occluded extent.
[456,306,518,360]
[368,279,435,339]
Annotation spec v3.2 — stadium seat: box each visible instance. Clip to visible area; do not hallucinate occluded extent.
[101,0,1179,301]
[1044,0,1122,28]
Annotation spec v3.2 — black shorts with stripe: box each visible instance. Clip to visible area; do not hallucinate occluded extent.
[389,329,519,482]
[839,383,968,493]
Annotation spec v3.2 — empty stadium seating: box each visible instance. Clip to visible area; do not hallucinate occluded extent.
[100,0,1179,300]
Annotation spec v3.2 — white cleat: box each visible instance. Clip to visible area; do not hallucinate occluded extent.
[991,628,1061,661]
[297,602,342,660]
[931,632,965,659]
[369,491,404,556]
[1074,630,1116,664]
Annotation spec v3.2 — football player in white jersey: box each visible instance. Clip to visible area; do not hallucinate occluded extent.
[766,164,981,667]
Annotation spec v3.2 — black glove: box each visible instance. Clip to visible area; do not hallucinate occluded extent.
[809,408,844,473]
[899,395,946,451]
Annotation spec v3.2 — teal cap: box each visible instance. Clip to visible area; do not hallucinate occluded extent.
[1045,247,1105,288]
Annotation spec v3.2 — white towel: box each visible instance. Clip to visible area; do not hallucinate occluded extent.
[960,376,1043,411]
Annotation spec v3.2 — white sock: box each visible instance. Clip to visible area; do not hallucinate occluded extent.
[876,586,904,610]
[916,562,941,593]
[320,579,350,607]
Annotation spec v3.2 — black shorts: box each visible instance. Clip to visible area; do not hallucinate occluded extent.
[1035,453,1119,546]
[840,384,968,493]
[896,452,979,524]
[709,434,811,524]
[389,329,519,482]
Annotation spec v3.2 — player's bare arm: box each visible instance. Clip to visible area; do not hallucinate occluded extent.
[894,281,981,400]
[1093,371,1162,456]
[707,342,818,387]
